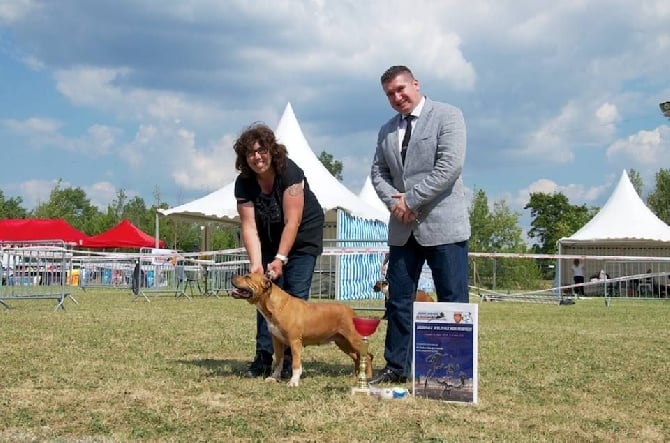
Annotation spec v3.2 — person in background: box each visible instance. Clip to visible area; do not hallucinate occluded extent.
[571,258,584,296]
[233,123,324,378]
[369,65,471,385]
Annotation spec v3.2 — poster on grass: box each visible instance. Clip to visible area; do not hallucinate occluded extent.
[412,302,478,404]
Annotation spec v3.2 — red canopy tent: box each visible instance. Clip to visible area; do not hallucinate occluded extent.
[82,219,165,249]
[0,218,90,246]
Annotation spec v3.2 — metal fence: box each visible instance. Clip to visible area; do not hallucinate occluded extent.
[75,253,136,292]
[1,240,77,311]
[9,244,666,310]
[470,252,670,305]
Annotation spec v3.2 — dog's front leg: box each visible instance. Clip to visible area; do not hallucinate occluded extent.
[286,339,303,387]
[265,337,284,383]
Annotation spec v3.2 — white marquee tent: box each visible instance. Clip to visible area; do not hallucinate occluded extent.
[358,175,390,219]
[557,169,670,287]
[159,103,388,224]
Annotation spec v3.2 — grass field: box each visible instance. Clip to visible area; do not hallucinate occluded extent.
[1,289,668,442]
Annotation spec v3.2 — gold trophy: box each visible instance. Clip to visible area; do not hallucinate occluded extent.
[351,316,381,395]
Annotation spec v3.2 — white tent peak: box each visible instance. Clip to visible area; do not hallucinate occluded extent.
[358,176,390,218]
[273,103,388,222]
[562,169,670,242]
[159,102,388,223]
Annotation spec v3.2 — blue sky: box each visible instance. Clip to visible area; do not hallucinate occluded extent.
[1,1,669,230]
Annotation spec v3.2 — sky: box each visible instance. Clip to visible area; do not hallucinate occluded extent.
[1,0,669,232]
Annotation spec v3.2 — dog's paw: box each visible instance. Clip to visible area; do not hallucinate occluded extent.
[286,378,300,387]
[264,376,279,383]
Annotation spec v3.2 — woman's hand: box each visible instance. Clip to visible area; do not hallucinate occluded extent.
[250,263,264,275]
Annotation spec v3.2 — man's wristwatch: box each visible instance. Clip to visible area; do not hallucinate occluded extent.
[274,253,288,265]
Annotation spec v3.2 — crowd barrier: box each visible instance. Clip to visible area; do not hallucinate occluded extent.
[75,254,136,291]
[7,243,667,310]
[1,240,77,311]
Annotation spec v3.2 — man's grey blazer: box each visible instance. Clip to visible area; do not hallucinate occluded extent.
[370,97,471,247]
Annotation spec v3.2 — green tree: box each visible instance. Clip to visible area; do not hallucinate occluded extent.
[0,190,28,219]
[469,189,526,253]
[469,188,541,290]
[646,168,670,224]
[122,196,151,232]
[524,192,595,254]
[33,180,100,233]
[468,189,492,252]
[111,189,128,222]
[628,168,643,196]
[317,151,343,181]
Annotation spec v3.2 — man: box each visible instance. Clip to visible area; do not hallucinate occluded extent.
[369,65,470,384]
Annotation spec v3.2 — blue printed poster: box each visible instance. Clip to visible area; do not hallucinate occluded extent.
[412,302,478,404]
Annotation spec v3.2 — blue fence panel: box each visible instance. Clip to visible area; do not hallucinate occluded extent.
[337,210,388,301]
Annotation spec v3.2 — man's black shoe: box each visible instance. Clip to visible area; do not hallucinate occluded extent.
[368,368,407,385]
[244,351,272,378]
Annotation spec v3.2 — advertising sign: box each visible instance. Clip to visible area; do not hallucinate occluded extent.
[412,302,478,404]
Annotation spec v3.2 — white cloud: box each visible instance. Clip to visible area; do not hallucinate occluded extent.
[54,67,229,127]
[596,102,619,125]
[3,117,62,134]
[0,0,36,24]
[516,99,622,163]
[84,181,118,209]
[606,125,670,165]
[2,117,120,156]
[515,177,611,208]
[119,123,237,192]
[170,131,238,191]
[14,178,62,209]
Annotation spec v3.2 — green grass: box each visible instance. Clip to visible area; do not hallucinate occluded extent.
[1,290,668,442]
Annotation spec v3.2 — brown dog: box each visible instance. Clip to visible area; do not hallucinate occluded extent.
[231,272,372,387]
[373,280,434,319]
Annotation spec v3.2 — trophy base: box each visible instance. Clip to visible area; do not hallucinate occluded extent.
[351,386,372,396]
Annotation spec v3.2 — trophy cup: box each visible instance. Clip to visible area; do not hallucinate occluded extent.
[351,316,381,395]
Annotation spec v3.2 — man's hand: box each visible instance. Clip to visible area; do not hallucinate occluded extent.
[391,193,418,224]
[266,260,283,280]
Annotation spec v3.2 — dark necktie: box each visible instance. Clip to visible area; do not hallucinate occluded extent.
[401,115,413,164]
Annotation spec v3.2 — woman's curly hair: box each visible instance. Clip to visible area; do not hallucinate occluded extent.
[233,123,288,177]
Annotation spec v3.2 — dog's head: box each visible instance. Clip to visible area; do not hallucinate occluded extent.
[230,272,272,304]
[373,280,389,298]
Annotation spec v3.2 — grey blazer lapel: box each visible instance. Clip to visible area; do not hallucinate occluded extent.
[410,99,433,145]
[390,114,403,166]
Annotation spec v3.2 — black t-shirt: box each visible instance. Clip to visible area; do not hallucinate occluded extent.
[234,158,324,258]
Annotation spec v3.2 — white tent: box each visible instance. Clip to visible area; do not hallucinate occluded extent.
[358,176,390,220]
[560,170,670,243]
[557,169,670,287]
[159,103,388,224]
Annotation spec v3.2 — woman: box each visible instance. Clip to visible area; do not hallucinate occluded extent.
[233,123,324,378]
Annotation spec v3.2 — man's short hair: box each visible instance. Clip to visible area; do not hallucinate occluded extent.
[381,65,414,85]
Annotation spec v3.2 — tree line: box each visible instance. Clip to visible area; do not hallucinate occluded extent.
[1,164,669,282]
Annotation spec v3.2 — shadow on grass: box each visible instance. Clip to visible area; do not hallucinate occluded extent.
[176,357,360,380]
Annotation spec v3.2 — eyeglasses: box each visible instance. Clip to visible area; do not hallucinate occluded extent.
[246,145,269,157]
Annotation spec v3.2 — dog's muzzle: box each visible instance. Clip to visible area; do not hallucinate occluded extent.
[230,287,253,299]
